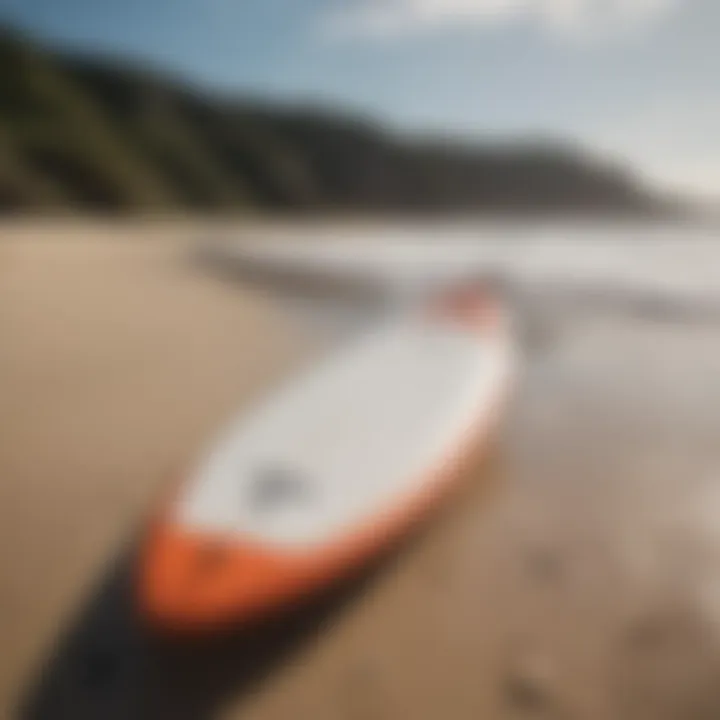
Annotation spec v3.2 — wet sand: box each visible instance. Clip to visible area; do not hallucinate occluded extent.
[3,222,720,719]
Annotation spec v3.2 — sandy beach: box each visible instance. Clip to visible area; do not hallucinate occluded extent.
[3,221,720,719]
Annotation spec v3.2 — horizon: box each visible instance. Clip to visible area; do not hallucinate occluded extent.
[2,0,719,202]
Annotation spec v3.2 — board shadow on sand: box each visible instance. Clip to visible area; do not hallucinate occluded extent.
[17,446,505,720]
[17,541,394,720]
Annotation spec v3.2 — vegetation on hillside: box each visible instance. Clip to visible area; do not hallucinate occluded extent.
[0,26,672,215]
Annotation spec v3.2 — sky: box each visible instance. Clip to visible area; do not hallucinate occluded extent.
[2,0,719,198]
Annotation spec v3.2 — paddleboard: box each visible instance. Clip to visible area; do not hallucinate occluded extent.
[138,288,515,632]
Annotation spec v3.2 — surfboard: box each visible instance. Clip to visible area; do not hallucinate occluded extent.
[138,288,515,632]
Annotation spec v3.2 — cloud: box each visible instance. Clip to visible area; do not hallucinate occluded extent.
[327,0,679,39]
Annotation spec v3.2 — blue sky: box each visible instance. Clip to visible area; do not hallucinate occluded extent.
[2,0,719,197]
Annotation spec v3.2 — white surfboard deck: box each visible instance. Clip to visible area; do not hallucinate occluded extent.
[174,307,513,551]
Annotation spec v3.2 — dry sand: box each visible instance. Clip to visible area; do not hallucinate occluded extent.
[3,222,720,720]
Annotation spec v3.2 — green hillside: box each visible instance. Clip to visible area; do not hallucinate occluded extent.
[0,26,670,215]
